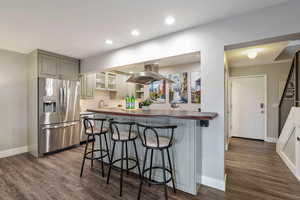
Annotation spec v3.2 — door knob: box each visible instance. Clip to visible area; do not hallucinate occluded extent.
[297,137,300,142]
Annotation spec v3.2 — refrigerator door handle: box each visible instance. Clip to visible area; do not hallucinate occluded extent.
[59,88,63,106]
[42,124,66,130]
[65,122,79,127]
[42,122,79,130]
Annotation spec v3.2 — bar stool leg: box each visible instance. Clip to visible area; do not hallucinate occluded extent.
[133,140,141,177]
[104,134,111,163]
[99,134,105,177]
[125,141,129,175]
[149,149,154,186]
[91,136,95,168]
[167,148,176,193]
[120,141,124,196]
[80,135,90,177]
[106,141,116,184]
[138,148,148,200]
[161,149,168,200]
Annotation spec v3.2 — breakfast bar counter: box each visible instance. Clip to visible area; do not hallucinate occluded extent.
[87,108,217,121]
[86,108,218,195]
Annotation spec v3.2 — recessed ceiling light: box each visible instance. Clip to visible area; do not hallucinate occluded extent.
[131,29,140,36]
[165,16,175,25]
[105,39,113,45]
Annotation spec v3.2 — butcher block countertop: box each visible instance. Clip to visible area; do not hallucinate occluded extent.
[87,108,218,120]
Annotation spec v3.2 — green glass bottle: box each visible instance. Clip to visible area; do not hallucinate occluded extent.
[131,95,135,109]
[125,95,130,109]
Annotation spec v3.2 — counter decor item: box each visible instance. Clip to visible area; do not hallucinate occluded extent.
[125,95,136,109]
[139,99,152,110]
[170,102,180,109]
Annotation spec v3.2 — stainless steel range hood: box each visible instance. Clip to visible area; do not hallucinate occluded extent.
[126,64,174,85]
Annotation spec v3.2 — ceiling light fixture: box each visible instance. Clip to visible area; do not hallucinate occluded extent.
[165,16,175,25]
[131,29,140,36]
[243,48,263,59]
[105,39,113,45]
[247,51,258,59]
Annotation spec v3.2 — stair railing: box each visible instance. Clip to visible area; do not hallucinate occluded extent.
[278,51,300,136]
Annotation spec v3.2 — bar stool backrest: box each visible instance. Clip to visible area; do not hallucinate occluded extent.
[83,117,106,135]
[109,120,136,140]
[137,123,177,148]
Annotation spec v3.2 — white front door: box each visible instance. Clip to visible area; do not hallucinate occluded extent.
[230,76,266,140]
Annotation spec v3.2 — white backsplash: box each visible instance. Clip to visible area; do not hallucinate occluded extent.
[80,90,123,111]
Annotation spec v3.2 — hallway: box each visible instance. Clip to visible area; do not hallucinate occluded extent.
[225,138,300,200]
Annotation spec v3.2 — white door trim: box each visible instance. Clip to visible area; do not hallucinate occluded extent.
[229,74,268,141]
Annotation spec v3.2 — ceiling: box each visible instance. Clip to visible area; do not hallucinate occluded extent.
[225,41,293,68]
[111,52,200,73]
[0,0,290,58]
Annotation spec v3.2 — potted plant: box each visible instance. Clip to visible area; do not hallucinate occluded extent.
[139,99,153,110]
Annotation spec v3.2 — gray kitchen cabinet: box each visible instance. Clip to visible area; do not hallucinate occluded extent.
[39,54,59,78]
[59,59,79,80]
[37,50,79,80]
[80,73,95,99]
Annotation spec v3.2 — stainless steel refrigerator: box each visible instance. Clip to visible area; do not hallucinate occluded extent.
[38,78,80,155]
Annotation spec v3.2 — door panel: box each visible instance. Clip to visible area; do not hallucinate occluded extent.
[39,122,80,154]
[39,78,63,125]
[231,76,266,140]
[61,80,80,122]
[59,59,79,80]
[39,54,59,78]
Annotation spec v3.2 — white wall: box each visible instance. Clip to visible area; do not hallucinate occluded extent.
[230,62,291,140]
[82,1,300,187]
[0,49,28,152]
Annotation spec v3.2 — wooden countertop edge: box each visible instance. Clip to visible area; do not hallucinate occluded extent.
[87,109,218,120]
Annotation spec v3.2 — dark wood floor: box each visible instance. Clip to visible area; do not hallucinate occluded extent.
[0,138,299,200]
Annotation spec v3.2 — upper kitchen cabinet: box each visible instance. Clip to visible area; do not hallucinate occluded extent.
[37,50,80,80]
[59,59,80,80]
[95,72,117,91]
[80,73,95,99]
[95,72,106,90]
[39,54,59,78]
[107,72,117,90]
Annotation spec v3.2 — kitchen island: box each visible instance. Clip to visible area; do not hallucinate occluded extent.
[87,108,217,195]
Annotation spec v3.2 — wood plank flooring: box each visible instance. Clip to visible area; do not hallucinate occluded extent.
[0,138,299,200]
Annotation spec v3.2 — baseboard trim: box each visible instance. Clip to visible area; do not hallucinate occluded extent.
[265,137,278,143]
[0,146,28,159]
[277,150,296,176]
[197,174,226,191]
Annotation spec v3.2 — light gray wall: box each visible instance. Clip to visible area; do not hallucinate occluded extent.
[81,1,300,184]
[0,49,28,151]
[230,62,291,139]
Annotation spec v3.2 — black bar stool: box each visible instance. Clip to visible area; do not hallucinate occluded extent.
[137,123,177,200]
[106,120,141,196]
[80,117,110,178]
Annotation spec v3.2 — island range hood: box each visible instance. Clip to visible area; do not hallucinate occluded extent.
[126,63,174,85]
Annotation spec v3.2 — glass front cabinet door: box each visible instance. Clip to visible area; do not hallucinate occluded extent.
[95,72,106,90]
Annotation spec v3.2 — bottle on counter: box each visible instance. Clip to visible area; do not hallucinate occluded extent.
[131,95,135,109]
[125,95,130,109]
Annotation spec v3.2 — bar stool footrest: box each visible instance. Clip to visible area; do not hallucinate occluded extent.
[85,149,109,160]
[142,166,172,185]
[110,157,138,171]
